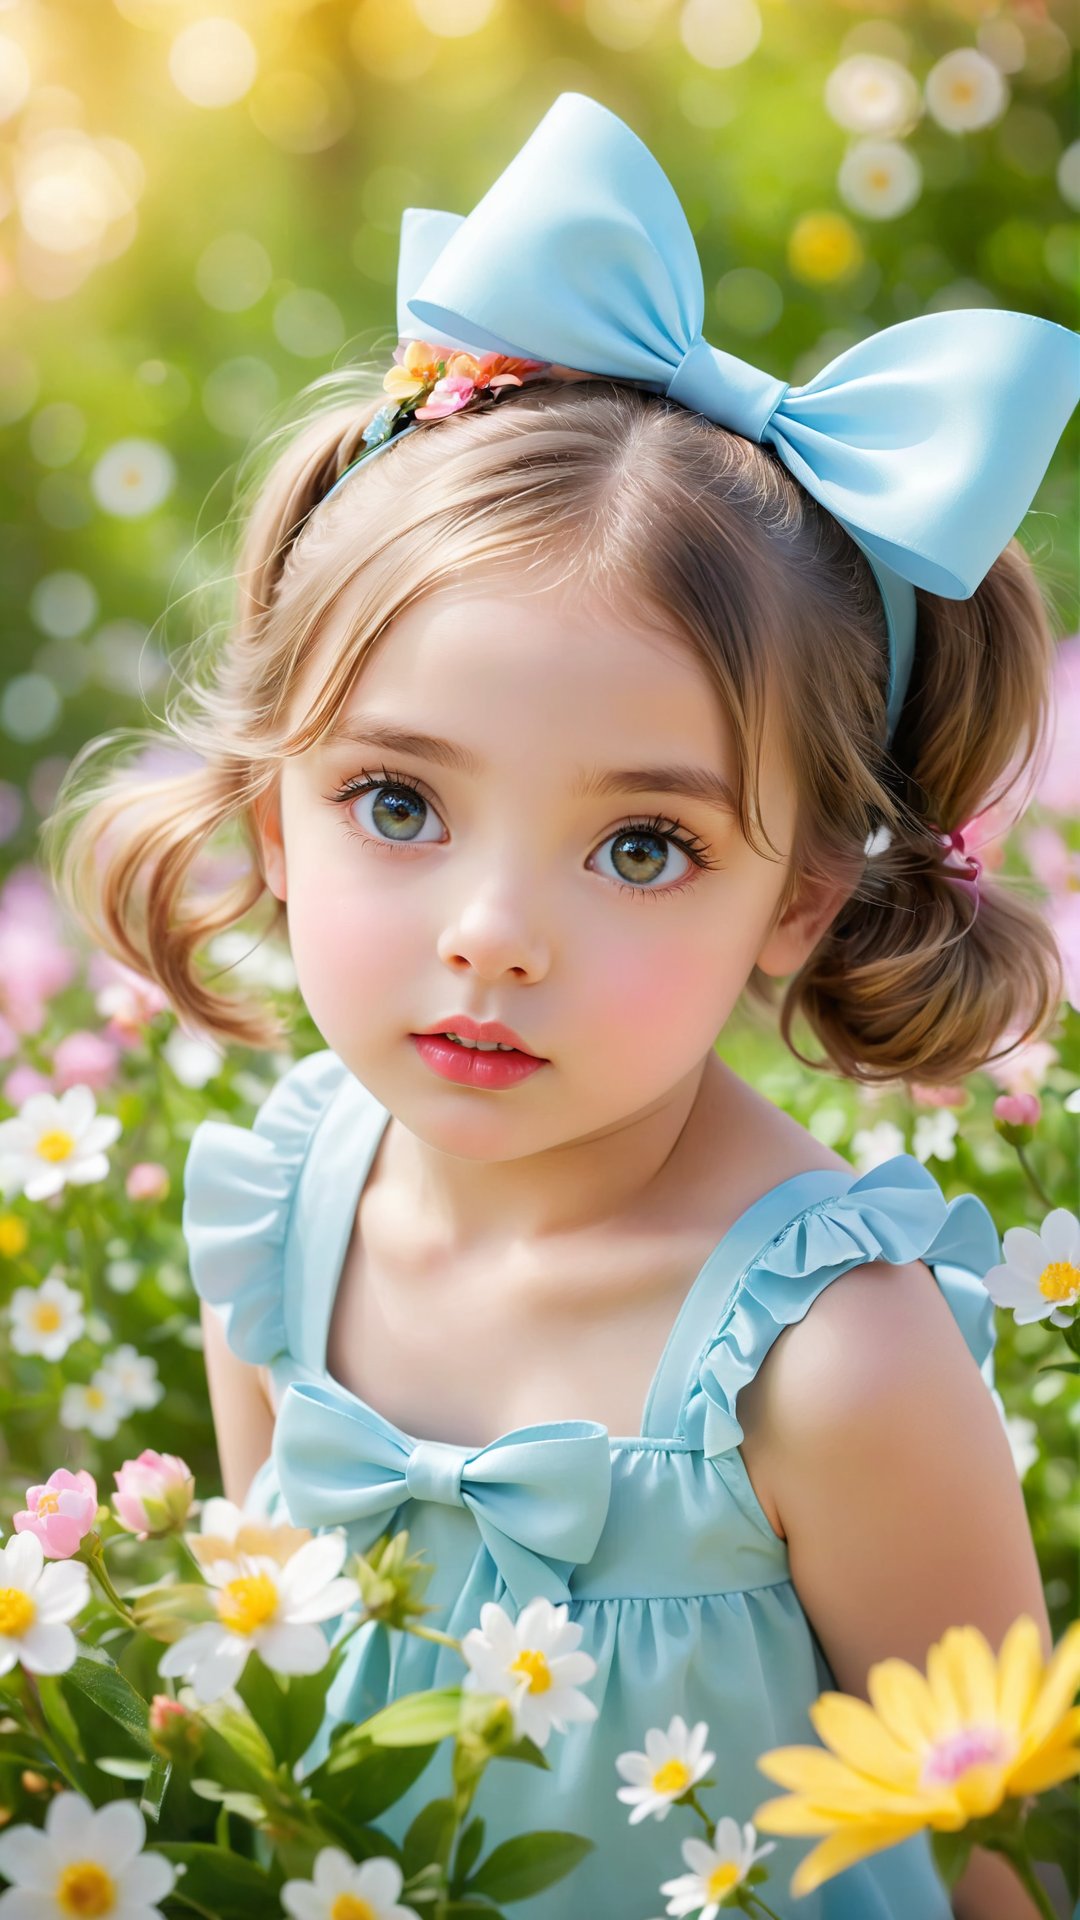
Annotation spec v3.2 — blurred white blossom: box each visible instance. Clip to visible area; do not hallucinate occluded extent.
[8,1271,85,1360]
[925,47,1008,132]
[0,1085,121,1201]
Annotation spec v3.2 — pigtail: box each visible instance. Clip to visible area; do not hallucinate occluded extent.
[43,378,391,1050]
[777,537,1066,1088]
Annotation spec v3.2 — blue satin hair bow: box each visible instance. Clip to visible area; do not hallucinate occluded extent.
[323,90,1080,744]
[273,1379,612,1609]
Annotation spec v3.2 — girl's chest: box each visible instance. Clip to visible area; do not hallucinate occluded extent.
[323,1216,722,1449]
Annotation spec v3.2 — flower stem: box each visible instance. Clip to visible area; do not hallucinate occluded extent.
[17,1671,78,1786]
[1013,1145,1056,1213]
[682,1786,715,1833]
[81,1544,138,1628]
[405,1622,462,1652]
[986,1837,1059,1920]
[745,1894,785,1920]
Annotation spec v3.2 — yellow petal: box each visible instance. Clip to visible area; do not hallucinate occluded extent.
[790,1822,923,1897]
[402,341,436,373]
[1023,1621,1080,1752]
[951,1761,1007,1820]
[383,368,424,399]
[753,1794,848,1837]
[756,1745,865,1796]
[997,1615,1045,1731]
[943,1625,999,1725]
[1007,1738,1080,1797]
[868,1658,939,1750]
[809,1692,921,1789]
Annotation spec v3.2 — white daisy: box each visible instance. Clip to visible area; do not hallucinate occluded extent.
[60,1368,130,1440]
[838,138,922,220]
[460,1597,599,1751]
[8,1270,85,1360]
[850,1120,906,1174]
[824,54,920,137]
[925,47,1008,133]
[90,436,176,518]
[158,1532,359,1703]
[660,1816,776,1917]
[0,1085,121,1202]
[1064,1087,1080,1114]
[207,929,298,992]
[913,1109,958,1164]
[981,1207,1080,1328]
[0,1788,177,1917]
[615,1714,716,1824]
[162,1027,225,1088]
[97,1342,164,1413]
[0,1531,89,1676]
[281,1845,421,1920]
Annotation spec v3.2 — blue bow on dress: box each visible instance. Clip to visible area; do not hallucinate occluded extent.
[324,91,1080,744]
[273,1378,613,1609]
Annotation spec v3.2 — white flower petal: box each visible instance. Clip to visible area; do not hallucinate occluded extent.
[19,1620,77,1675]
[63,1154,111,1188]
[280,1882,326,1920]
[0,1531,43,1589]
[120,1850,177,1905]
[1041,1208,1080,1264]
[0,1822,55,1889]
[36,1559,91,1621]
[255,1621,330,1675]
[89,1797,146,1874]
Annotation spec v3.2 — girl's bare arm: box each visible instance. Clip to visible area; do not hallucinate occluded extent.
[199,1300,276,1509]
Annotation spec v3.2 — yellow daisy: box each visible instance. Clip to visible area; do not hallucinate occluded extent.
[753,1615,1080,1896]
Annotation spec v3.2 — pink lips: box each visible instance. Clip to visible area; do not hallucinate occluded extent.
[418,1014,542,1057]
[411,1032,547,1089]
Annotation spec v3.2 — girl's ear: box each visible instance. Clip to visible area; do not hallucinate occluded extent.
[251,787,287,903]
[754,870,852,979]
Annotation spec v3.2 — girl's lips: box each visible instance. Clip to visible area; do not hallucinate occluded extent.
[411,1032,548,1089]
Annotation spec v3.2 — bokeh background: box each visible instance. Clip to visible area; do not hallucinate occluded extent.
[0,0,1078,1677]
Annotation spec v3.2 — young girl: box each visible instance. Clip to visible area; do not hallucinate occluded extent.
[47,92,1078,1920]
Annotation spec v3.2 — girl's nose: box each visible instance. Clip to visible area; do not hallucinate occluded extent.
[435,872,551,984]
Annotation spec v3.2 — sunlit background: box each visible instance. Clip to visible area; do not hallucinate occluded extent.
[0,0,1078,1647]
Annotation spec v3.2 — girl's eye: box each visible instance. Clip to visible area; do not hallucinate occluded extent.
[327,770,721,896]
[337,774,445,846]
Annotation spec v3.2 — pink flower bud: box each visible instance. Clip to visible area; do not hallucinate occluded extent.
[12,1467,100,1558]
[993,1092,1042,1128]
[125,1162,170,1203]
[52,1029,121,1094]
[148,1693,203,1762]
[910,1083,968,1110]
[112,1449,195,1538]
[3,1065,53,1106]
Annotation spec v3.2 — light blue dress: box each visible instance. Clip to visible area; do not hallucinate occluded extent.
[183,1049,1006,1920]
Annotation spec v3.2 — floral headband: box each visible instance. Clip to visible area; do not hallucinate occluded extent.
[864,822,983,918]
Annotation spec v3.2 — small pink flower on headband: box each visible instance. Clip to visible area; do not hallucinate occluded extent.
[931,820,984,900]
[383,339,548,421]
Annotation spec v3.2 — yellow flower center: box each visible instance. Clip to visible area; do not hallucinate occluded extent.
[920,1724,1013,1789]
[36,1491,61,1515]
[329,1898,377,1920]
[951,80,975,103]
[56,1862,116,1916]
[707,1860,742,1898]
[1039,1260,1080,1304]
[508,1647,552,1693]
[85,1388,106,1409]
[651,1757,692,1794]
[0,1215,28,1257]
[33,1301,63,1332]
[0,1588,36,1637]
[36,1128,76,1164]
[868,168,890,189]
[217,1571,278,1635]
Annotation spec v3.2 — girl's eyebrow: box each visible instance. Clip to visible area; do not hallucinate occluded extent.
[319,716,738,816]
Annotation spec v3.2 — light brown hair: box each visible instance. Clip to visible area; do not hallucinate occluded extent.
[43,369,1065,1086]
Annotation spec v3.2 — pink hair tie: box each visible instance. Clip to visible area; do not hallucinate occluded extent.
[930,820,983,914]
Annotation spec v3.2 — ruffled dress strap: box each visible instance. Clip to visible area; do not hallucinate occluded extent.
[182,1048,353,1371]
[679,1154,1004,1471]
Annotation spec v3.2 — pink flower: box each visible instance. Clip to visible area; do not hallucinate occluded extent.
[53,1029,121,1094]
[1036,633,1080,816]
[984,1033,1058,1097]
[993,1092,1042,1127]
[149,1693,204,1761]
[3,1064,53,1106]
[909,1083,968,1110]
[126,1161,170,1203]
[89,955,170,1048]
[415,374,478,420]
[12,1467,99,1559]
[112,1449,195,1538]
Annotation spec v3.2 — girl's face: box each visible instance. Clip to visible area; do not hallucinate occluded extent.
[255,566,844,1163]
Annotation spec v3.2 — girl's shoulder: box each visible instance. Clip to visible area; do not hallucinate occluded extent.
[181,1048,356,1366]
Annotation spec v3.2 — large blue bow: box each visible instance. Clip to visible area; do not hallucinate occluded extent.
[272,1378,613,1609]
[327,91,1079,744]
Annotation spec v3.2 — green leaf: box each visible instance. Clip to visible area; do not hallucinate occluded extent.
[1037,1360,1080,1374]
[141,1753,173,1825]
[930,1828,976,1889]
[189,1782,268,1823]
[60,1650,153,1758]
[233,1650,339,1769]
[467,1831,595,1903]
[1024,1783,1080,1898]
[96,1756,154,1780]
[403,1797,456,1878]
[304,1725,440,1824]
[34,1673,86,1761]
[360,1688,465,1747]
[155,1843,275,1918]
[490,1733,551,1772]
[444,1904,508,1918]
